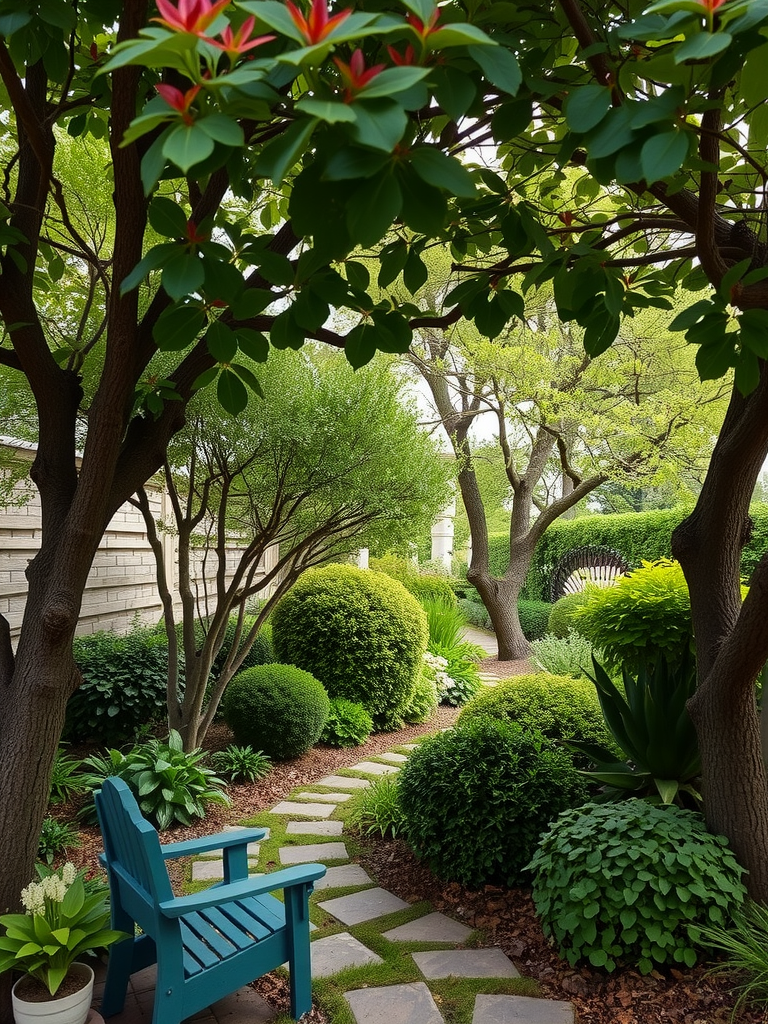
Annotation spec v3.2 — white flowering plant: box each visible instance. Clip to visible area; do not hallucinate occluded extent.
[0,863,127,995]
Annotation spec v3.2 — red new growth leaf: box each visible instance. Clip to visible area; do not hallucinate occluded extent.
[156,82,202,123]
[333,49,386,100]
[406,9,440,38]
[286,0,352,44]
[154,0,231,34]
[204,16,275,56]
[186,220,209,244]
[387,43,417,65]
[698,0,728,9]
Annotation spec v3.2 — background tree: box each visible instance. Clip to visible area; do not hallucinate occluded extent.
[141,347,448,750]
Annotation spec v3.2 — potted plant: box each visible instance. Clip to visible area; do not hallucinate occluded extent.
[0,863,127,1024]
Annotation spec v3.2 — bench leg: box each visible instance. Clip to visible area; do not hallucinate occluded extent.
[284,885,313,1020]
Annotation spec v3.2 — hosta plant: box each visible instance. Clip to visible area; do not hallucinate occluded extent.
[569,650,701,806]
[528,800,747,974]
[77,730,229,830]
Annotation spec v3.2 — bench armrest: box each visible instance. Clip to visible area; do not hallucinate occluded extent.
[159,828,267,860]
[158,864,326,918]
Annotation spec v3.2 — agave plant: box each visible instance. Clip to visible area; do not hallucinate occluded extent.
[568,650,701,807]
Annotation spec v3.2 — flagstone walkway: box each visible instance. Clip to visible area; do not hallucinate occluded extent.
[90,744,574,1024]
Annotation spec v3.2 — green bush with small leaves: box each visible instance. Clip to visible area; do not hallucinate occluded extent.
[458,673,612,750]
[347,774,407,838]
[222,663,330,760]
[319,698,374,748]
[210,745,272,783]
[369,555,458,606]
[402,668,439,724]
[527,800,747,974]
[272,565,428,728]
[38,817,80,865]
[518,600,552,641]
[547,592,591,639]
[66,625,177,744]
[530,630,596,678]
[398,718,585,888]
[458,598,492,629]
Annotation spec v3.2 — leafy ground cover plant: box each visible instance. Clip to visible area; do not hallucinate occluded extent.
[695,900,768,1016]
[530,629,596,678]
[422,597,484,706]
[398,718,585,887]
[528,800,747,974]
[347,775,407,839]
[319,698,374,748]
[569,651,701,806]
[77,731,229,830]
[210,745,272,783]
[48,746,84,805]
[37,817,80,865]
[223,663,330,760]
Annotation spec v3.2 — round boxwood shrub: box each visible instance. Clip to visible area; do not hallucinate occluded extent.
[319,698,374,748]
[547,591,590,638]
[517,600,551,640]
[457,673,612,749]
[272,565,428,729]
[528,800,747,974]
[222,663,330,760]
[398,718,586,888]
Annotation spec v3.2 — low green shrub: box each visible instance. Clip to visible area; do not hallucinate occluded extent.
[319,698,374,747]
[528,800,747,974]
[574,560,692,673]
[272,565,428,729]
[547,592,590,639]
[210,745,272,783]
[222,663,330,760]
[66,625,175,744]
[369,555,458,606]
[38,817,80,865]
[458,673,612,750]
[77,730,230,830]
[347,775,407,838]
[402,668,439,724]
[48,747,84,805]
[518,600,551,640]
[458,598,492,629]
[398,718,585,888]
[530,630,596,678]
[422,597,484,706]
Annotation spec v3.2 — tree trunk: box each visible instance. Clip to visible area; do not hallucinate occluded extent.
[467,566,532,660]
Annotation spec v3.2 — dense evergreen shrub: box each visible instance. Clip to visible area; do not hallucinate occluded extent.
[222,664,330,760]
[528,801,747,973]
[398,718,585,887]
[402,668,439,723]
[518,600,551,640]
[547,592,591,638]
[319,698,374,747]
[458,597,492,629]
[65,625,175,744]
[457,673,612,749]
[272,565,428,728]
[369,554,457,606]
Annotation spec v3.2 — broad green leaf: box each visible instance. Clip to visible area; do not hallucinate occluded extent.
[0,9,32,34]
[217,368,249,414]
[270,309,306,349]
[344,322,378,368]
[141,129,173,195]
[230,362,264,398]
[295,98,356,123]
[291,289,329,331]
[409,147,476,197]
[378,241,409,288]
[323,147,390,180]
[432,23,495,48]
[161,251,205,300]
[735,350,760,395]
[398,166,447,234]
[399,0,436,25]
[564,84,612,134]
[586,105,635,159]
[254,118,317,184]
[192,367,219,391]
[206,320,238,363]
[345,260,370,290]
[148,197,188,240]
[162,123,215,175]
[350,99,407,152]
[346,173,402,247]
[403,249,428,294]
[230,290,273,319]
[433,66,477,121]
[196,114,244,147]
[153,304,205,352]
[668,299,713,331]
[236,328,270,362]
[674,31,732,64]
[120,243,178,295]
[491,98,533,142]
[468,43,521,94]
[355,66,429,99]
[640,130,689,183]
[694,334,736,380]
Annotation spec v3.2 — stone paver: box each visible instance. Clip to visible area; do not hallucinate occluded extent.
[382,911,473,944]
[279,842,348,864]
[376,752,408,763]
[349,761,399,776]
[309,932,383,977]
[286,819,344,836]
[319,887,410,925]
[413,949,519,980]
[345,983,444,1024]
[192,860,225,881]
[269,800,335,817]
[316,774,371,789]
[473,995,574,1024]
[315,865,373,890]
[222,824,269,856]
[295,791,352,803]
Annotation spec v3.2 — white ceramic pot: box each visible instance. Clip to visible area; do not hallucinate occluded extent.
[12,963,94,1024]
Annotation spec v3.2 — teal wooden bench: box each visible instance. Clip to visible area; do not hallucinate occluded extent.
[95,777,326,1023]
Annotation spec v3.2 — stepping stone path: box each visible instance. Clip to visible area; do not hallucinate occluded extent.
[187,750,575,1024]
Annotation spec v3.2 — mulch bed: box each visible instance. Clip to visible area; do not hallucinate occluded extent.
[58,709,764,1024]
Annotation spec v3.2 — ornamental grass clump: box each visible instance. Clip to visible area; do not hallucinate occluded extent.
[527,800,747,975]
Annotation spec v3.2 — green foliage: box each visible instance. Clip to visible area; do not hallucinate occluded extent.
[398,718,585,887]
[402,668,439,724]
[209,745,272,783]
[66,625,175,744]
[347,775,407,839]
[319,698,374,748]
[77,731,230,830]
[272,565,428,729]
[421,597,484,706]
[531,630,596,678]
[204,616,274,679]
[458,673,612,750]
[37,818,80,866]
[48,747,83,805]
[574,560,692,673]
[222,663,330,760]
[547,592,591,639]
[569,652,701,807]
[528,801,748,974]
[458,598,492,629]
[369,555,458,607]
[518,599,552,640]
[695,900,768,1016]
